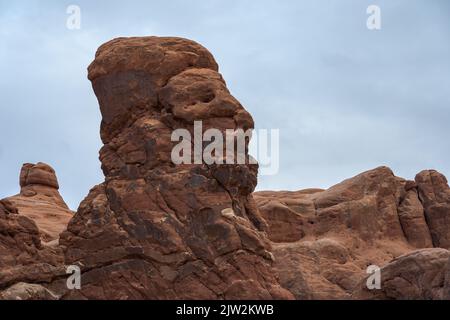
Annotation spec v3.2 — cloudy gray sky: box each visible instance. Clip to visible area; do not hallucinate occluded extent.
[1,0,449,209]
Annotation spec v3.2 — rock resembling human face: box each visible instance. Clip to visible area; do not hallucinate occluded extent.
[88,36,257,195]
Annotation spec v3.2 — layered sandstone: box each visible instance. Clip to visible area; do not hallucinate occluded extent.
[5,162,73,242]
[0,199,66,298]
[58,36,291,299]
[255,167,450,299]
[415,170,450,248]
[352,248,450,299]
[1,36,449,300]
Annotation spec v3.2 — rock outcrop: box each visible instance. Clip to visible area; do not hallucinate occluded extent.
[59,36,292,299]
[352,248,450,299]
[5,162,73,242]
[1,36,449,300]
[416,170,450,248]
[255,166,450,299]
[0,282,59,300]
[0,199,65,297]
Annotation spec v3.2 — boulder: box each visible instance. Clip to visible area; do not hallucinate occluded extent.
[353,248,450,300]
[0,282,58,300]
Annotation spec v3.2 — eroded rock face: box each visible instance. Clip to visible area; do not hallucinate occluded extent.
[255,167,450,299]
[0,282,59,300]
[416,170,450,248]
[397,182,433,248]
[256,189,321,243]
[0,200,65,296]
[1,36,449,301]
[352,249,450,300]
[59,36,291,299]
[5,163,73,242]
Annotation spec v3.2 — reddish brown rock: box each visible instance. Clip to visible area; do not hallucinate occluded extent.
[415,170,450,248]
[445,255,450,300]
[5,162,73,242]
[20,162,59,190]
[59,36,292,300]
[255,167,417,248]
[256,167,450,299]
[353,248,450,300]
[255,189,321,243]
[0,200,65,297]
[0,282,59,300]
[397,183,433,248]
[1,36,450,301]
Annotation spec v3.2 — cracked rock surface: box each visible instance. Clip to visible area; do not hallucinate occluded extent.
[255,167,450,299]
[1,36,450,300]
[59,36,292,299]
[0,198,66,298]
[4,162,73,242]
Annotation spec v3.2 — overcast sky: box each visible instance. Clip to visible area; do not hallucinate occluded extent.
[1,0,449,209]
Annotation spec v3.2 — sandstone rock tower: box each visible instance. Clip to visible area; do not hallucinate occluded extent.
[0,163,69,299]
[60,37,292,299]
[5,162,73,242]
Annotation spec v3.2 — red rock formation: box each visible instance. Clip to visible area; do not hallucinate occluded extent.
[5,162,73,242]
[0,163,71,298]
[1,36,449,301]
[352,248,450,299]
[59,36,292,300]
[0,199,65,298]
[255,167,450,299]
[416,170,450,248]
[397,181,433,248]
